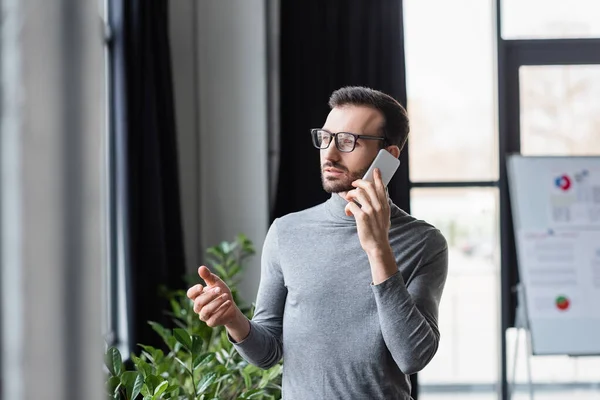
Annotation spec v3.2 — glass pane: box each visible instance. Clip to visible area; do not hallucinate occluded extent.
[520,65,600,156]
[411,188,500,389]
[404,0,497,182]
[502,0,600,39]
[506,328,600,398]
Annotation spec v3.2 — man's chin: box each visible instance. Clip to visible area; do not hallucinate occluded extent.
[322,180,353,194]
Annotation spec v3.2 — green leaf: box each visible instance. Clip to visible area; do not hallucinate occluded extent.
[130,353,153,379]
[225,258,236,269]
[165,384,179,394]
[148,322,173,351]
[138,345,158,362]
[220,241,231,254]
[106,376,121,394]
[155,362,170,376]
[229,265,241,278]
[140,351,155,366]
[209,364,229,379]
[130,352,141,364]
[255,364,282,390]
[215,373,232,384]
[170,299,182,317]
[138,346,164,366]
[140,384,151,397]
[213,264,228,279]
[206,247,224,259]
[193,353,204,369]
[215,351,225,364]
[196,372,217,394]
[220,330,231,349]
[121,371,141,399]
[140,360,153,379]
[242,364,262,376]
[192,335,203,355]
[173,328,192,352]
[144,375,162,393]
[220,348,229,360]
[205,257,220,271]
[239,388,262,399]
[166,336,177,351]
[172,318,187,330]
[241,369,252,389]
[266,364,282,381]
[153,380,169,397]
[105,347,122,376]
[193,353,215,369]
[238,234,255,253]
[174,357,192,377]
[131,373,144,399]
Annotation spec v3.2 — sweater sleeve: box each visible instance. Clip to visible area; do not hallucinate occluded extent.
[230,220,287,369]
[371,229,448,375]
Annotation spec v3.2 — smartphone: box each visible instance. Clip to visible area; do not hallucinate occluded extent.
[362,149,400,187]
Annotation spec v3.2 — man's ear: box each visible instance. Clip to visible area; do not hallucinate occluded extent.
[386,145,401,159]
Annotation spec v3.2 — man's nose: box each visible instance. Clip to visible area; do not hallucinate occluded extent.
[322,140,341,159]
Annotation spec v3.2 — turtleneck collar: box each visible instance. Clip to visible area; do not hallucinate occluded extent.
[325,193,356,222]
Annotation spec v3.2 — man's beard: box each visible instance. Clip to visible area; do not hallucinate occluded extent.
[321,162,369,193]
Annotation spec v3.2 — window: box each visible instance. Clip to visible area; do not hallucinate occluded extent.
[404,0,497,182]
[502,0,600,39]
[411,188,499,385]
[404,0,499,397]
[520,65,600,156]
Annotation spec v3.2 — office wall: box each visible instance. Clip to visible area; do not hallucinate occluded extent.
[169,0,270,304]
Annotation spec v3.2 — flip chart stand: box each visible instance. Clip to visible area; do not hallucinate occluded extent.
[509,283,535,400]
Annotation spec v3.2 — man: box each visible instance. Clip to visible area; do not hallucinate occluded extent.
[187,86,448,399]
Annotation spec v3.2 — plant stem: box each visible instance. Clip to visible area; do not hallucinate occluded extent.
[190,358,197,399]
[214,346,236,396]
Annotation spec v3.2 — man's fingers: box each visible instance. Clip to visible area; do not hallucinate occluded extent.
[344,201,363,219]
[373,168,388,206]
[205,300,232,327]
[352,175,382,211]
[198,265,220,286]
[193,286,222,313]
[198,293,229,321]
[345,189,372,211]
[186,284,204,300]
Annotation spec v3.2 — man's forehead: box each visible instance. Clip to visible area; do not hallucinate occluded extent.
[324,106,384,134]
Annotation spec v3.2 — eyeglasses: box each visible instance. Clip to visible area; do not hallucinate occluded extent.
[310,129,385,153]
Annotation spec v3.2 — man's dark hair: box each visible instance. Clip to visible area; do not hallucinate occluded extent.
[328,86,409,150]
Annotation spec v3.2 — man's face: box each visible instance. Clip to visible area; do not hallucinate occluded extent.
[320,105,386,194]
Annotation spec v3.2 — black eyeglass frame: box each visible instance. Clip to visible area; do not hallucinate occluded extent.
[310,128,386,153]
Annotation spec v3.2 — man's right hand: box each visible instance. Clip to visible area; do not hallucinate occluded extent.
[186,266,250,342]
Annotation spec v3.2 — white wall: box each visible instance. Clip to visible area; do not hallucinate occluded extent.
[169,0,201,277]
[169,0,270,304]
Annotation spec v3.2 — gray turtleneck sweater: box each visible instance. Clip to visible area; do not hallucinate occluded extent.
[232,194,448,400]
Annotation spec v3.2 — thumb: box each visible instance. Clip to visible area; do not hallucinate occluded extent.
[198,265,220,286]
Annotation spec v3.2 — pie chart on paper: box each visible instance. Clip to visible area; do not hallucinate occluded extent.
[555,295,571,311]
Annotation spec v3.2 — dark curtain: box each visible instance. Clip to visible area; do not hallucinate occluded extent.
[110,0,186,351]
[276,0,416,397]
[275,0,410,220]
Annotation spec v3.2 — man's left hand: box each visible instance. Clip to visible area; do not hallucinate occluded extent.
[344,168,391,256]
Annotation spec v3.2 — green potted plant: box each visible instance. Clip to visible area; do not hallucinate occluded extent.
[105,234,283,400]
